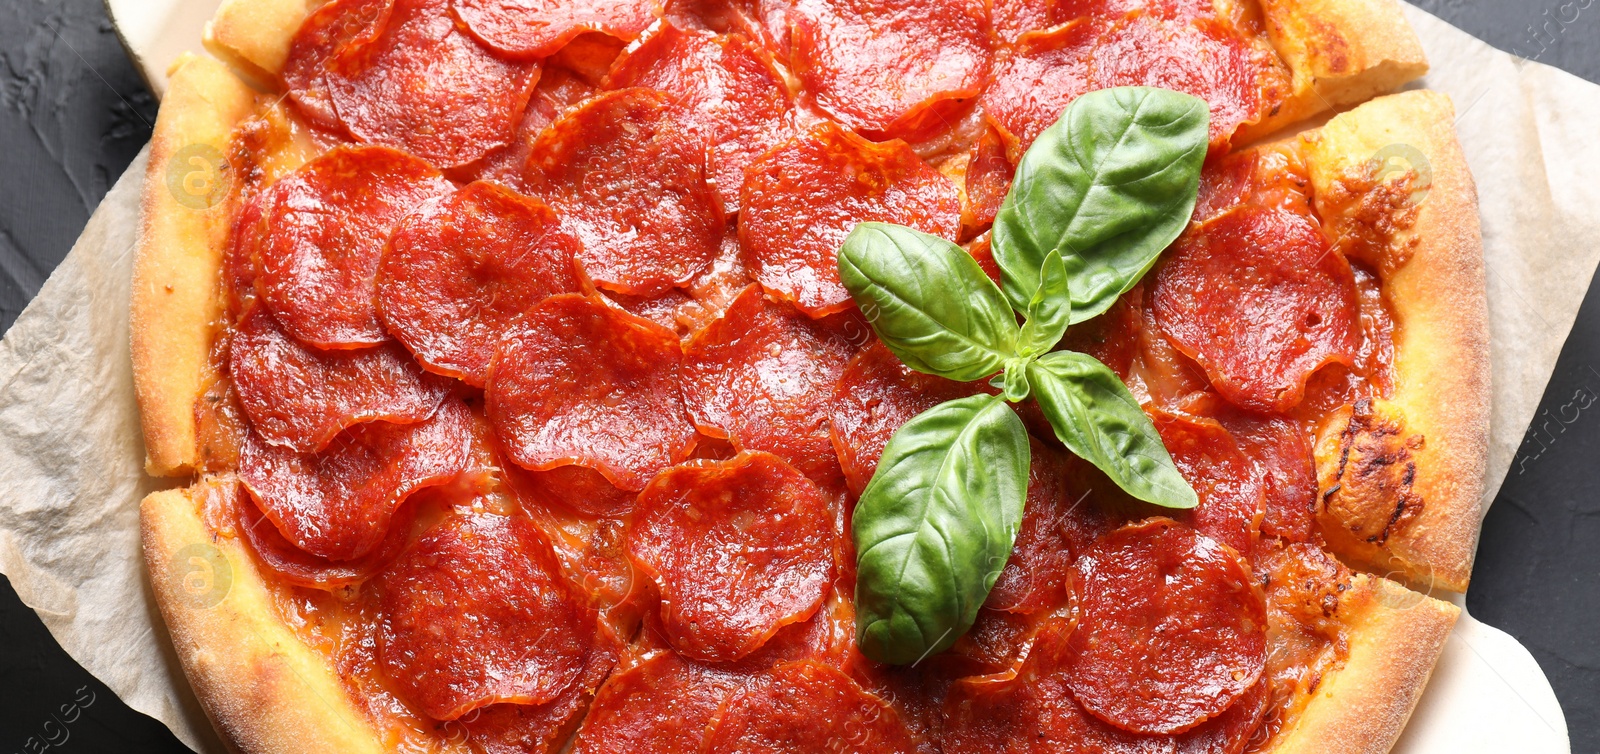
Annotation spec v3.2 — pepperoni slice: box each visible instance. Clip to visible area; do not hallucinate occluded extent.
[1151,205,1360,413]
[605,25,791,213]
[735,587,857,670]
[829,342,985,496]
[255,145,452,348]
[945,620,1159,753]
[1150,411,1264,555]
[472,66,598,186]
[704,661,921,753]
[461,632,621,754]
[661,0,790,50]
[1173,680,1271,754]
[1208,408,1315,544]
[549,31,634,85]
[631,559,854,668]
[235,484,415,588]
[987,441,1114,613]
[600,227,756,338]
[944,617,1269,753]
[789,0,993,138]
[962,126,1014,239]
[379,513,596,721]
[945,607,1058,677]
[992,0,1055,42]
[572,651,744,754]
[1194,147,1316,226]
[281,0,391,130]
[324,0,540,168]
[517,495,643,631]
[682,286,855,483]
[574,601,851,753]
[1131,290,1214,407]
[522,88,723,295]
[239,396,472,561]
[453,0,652,59]
[506,462,637,519]
[980,22,1096,161]
[224,185,270,310]
[487,294,697,491]
[1194,152,1259,225]
[229,305,449,453]
[1057,0,1217,22]
[739,122,961,318]
[379,181,584,386]
[620,229,757,338]
[628,452,836,662]
[605,288,697,333]
[1064,519,1267,734]
[461,701,585,754]
[1090,14,1286,148]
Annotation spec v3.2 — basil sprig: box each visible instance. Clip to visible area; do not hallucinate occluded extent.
[838,87,1205,666]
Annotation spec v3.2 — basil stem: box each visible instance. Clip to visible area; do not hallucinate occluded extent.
[992,86,1208,323]
[853,394,1030,665]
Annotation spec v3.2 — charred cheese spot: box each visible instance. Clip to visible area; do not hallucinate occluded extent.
[1315,399,1425,548]
[230,100,322,189]
[1258,542,1353,636]
[1254,541,1354,744]
[1312,160,1423,273]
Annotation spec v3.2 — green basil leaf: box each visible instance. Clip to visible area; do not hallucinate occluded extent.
[1017,250,1070,357]
[853,393,1031,665]
[1027,352,1197,509]
[838,222,1019,382]
[992,86,1208,322]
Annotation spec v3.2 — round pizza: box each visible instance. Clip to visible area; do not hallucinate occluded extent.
[131,0,1489,752]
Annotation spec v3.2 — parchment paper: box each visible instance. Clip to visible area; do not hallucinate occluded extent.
[0,4,1587,752]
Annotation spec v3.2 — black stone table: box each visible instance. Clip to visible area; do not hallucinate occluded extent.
[0,0,1594,750]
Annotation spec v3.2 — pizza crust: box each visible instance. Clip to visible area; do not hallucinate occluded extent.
[204,0,322,89]
[1240,0,1428,144]
[1301,90,1490,593]
[1268,574,1460,754]
[132,53,255,477]
[141,482,390,753]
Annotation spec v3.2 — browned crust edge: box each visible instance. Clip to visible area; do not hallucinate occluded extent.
[132,53,255,477]
[1268,574,1460,754]
[1240,0,1429,144]
[203,0,321,89]
[1302,90,1491,592]
[141,484,390,753]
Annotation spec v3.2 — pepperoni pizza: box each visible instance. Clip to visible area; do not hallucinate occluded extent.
[132,1,1487,752]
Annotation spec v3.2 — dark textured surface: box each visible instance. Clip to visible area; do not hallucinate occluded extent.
[0,0,156,334]
[0,0,1594,751]
[1413,0,1600,83]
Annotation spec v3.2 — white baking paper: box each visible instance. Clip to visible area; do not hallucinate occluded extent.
[0,3,1587,752]
[0,148,223,752]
